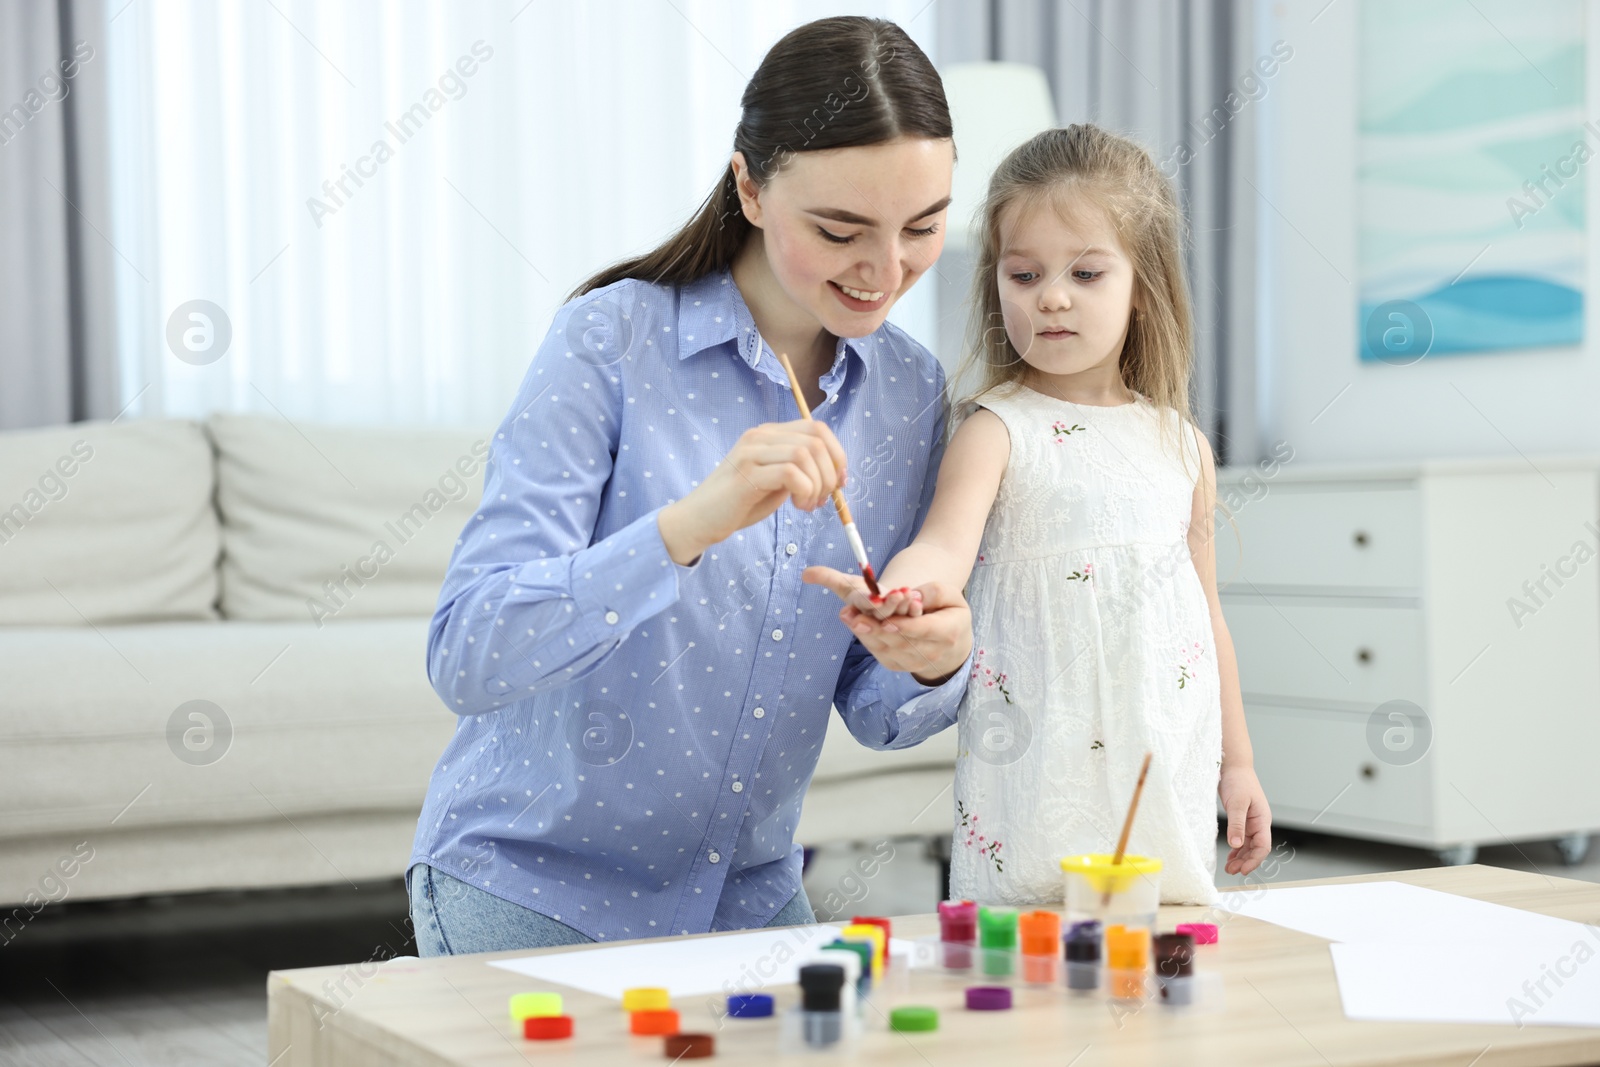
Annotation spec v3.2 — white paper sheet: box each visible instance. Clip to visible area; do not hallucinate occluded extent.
[488,924,909,1000]
[1214,880,1583,945]
[1216,880,1600,1028]
[1330,936,1600,1028]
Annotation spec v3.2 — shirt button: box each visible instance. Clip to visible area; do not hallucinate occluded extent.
[731,780,744,793]
[603,610,620,625]
[771,628,783,641]
[753,707,765,719]
[708,851,721,864]
[786,543,798,556]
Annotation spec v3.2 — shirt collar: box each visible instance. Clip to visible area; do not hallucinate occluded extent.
[676,267,875,389]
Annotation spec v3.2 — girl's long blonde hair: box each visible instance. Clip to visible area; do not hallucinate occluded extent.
[952,124,1198,457]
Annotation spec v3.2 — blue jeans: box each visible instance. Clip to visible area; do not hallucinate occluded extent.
[406,863,817,956]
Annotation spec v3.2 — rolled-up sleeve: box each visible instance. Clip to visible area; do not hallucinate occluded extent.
[834,643,973,750]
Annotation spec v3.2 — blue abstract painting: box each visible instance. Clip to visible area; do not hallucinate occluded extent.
[1358,0,1586,362]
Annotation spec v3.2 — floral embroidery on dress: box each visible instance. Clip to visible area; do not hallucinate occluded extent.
[1065,562,1092,582]
[1051,419,1087,442]
[1178,640,1204,688]
[970,647,1013,704]
[1090,739,1104,751]
[958,799,1004,873]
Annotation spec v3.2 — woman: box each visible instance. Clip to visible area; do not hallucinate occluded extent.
[406,15,972,954]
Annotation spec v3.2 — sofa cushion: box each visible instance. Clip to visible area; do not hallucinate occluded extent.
[811,705,960,784]
[0,618,456,838]
[0,419,219,624]
[208,413,488,622]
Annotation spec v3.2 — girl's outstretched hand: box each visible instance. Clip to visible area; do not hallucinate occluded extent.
[1218,764,1272,876]
[830,582,923,620]
[802,566,970,685]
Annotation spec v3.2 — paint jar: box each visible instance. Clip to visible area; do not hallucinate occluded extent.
[779,964,862,1053]
[838,924,886,983]
[1063,920,1102,994]
[810,947,861,1020]
[1152,932,1225,1011]
[1060,853,1162,933]
[1019,910,1062,985]
[822,939,873,996]
[1105,923,1150,1002]
[978,905,1018,979]
[936,899,977,970]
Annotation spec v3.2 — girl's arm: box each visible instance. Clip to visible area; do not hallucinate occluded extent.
[859,407,1011,618]
[1188,428,1273,876]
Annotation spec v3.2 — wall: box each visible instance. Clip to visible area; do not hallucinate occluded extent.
[1258,0,1600,465]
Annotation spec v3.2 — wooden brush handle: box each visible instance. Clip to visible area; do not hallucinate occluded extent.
[1110,752,1154,865]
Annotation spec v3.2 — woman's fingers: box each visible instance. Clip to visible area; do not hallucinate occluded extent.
[801,419,850,486]
[742,441,823,509]
[743,433,838,510]
[802,565,865,601]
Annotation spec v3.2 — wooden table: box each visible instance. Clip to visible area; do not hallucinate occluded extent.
[267,865,1600,1065]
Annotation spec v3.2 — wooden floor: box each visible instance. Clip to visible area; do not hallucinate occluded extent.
[3,828,1597,1067]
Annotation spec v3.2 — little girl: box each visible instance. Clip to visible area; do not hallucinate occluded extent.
[846,124,1271,906]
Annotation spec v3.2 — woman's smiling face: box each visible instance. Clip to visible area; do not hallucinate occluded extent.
[736,136,954,338]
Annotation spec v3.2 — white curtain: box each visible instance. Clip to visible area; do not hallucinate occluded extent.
[104,0,940,428]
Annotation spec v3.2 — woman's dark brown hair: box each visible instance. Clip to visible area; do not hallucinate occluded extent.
[568,16,953,300]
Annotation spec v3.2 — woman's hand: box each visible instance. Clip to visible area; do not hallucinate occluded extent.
[1218,764,1272,876]
[803,567,972,685]
[658,419,848,565]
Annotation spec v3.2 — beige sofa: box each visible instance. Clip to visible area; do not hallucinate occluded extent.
[0,415,957,907]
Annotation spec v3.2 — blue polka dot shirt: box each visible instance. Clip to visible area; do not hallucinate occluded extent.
[409,267,970,941]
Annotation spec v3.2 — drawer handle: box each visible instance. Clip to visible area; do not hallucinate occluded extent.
[1360,763,1377,780]
[1356,648,1373,664]
[1353,530,1370,548]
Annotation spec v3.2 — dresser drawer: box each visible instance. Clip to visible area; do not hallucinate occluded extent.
[1215,485,1423,591]
[1245,704,1432,831]
[1225,601,1427,707]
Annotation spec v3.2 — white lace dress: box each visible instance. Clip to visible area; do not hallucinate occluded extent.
[948,383,1222,907]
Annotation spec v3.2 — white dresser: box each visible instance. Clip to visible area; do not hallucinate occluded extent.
[1215,457,1600,864]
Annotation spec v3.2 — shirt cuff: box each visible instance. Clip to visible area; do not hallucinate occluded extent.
[860,646,974,749]
[876,647,974,717]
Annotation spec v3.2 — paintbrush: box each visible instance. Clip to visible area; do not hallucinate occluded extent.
[1103,751,1154,909]
[773,349,882,599]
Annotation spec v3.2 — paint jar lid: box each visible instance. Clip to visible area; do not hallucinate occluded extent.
[726,993,774,1018]
[1154,932,1195,977]
[523,1014,573,1040]
[824,940,873,985]
[1019,910,1062,955]
[890,1005,940,1031]
[939,899,977,921]
[629,1009,680,1036]
[664,1032,715,1059]
[799,963,846,1012]
[622,987,671,1012]
[939,899,978,940]
[1176,922,1218,944]
[978,905,1018,947]
[509,992,563,1020]
[851,915,889,940]
[1105,925,1151,969]
[965,985,1013,1011]
[1065,924,1102,962]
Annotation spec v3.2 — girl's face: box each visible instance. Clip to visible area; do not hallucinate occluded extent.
[737,136,954,338]
[995,196,1137,385]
